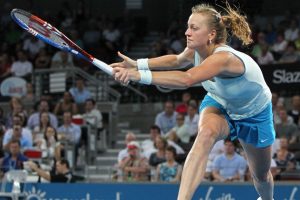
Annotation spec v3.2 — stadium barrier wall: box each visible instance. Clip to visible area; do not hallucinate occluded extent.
[1,182,299,200]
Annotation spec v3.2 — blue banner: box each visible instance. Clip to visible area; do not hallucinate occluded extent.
[0,182,299,200]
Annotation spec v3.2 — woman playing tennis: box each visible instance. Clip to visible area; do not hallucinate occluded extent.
[112,3,275,200]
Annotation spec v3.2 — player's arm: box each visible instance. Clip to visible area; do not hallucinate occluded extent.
[111,48,194,70]
[147,47,194,70]
[114,52,230,88]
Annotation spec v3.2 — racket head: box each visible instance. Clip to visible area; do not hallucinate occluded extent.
[11,8,93,61]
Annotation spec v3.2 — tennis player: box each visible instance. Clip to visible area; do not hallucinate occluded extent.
[112,3,275,200]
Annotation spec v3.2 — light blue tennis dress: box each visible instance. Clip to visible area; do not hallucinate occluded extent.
[195,45,275,148]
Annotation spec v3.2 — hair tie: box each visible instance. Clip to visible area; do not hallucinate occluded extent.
[215,12,222,23]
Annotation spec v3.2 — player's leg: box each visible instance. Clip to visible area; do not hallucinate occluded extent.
[239,140,274,200]
[177,106,230,200]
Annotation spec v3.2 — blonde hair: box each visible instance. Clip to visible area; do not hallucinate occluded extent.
[191,3,252,46]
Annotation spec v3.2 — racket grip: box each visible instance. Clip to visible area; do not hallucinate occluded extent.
[92,58,113,76]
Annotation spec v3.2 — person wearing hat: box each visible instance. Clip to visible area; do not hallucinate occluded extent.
[119,141,150,182]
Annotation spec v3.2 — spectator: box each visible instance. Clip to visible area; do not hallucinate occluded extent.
[23,82,34,102]
[287,95,300,125]
[27,159,74,182]
[57,111,81,146]
[271,32,288,60]
[103,21,121,62]
[156,146,182,182]
[275,108,299,144]
[27,99,58,129]
[273,137,295,179]
[175,92,192,115]
[5,97,27,129]
[32,111,51,138]
[140,125,185,159]
[54,91,78,118]
[149,136,167,167]
[119,141,149,182]
[1,139,28,173]
[212,139,247,182]
[205,140,225,180]
[264,22,277,45]
[10,50,33,79]
[50,50,74,68]
[34,48,51,69]
[34,126,60,161]
[272,93,290,125]
[184,101,199,140]
[69,78,91,104]
[2,123,33,150]
[278,42,300,63]
[155,100,177,135]
[170,33,185,54]
[23,37,46,60]
[117,132,136,163]
[257,43,275,65]
[82,19,101,49]
[251,32,267,60]
[166,113,191,145]
[284,19,299,42]
[82,98,103,129]
[141,125,162,159]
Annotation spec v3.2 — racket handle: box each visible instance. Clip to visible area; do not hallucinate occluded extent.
[92,58,113,76]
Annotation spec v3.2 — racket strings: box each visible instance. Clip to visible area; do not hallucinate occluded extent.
[13,11,69,48]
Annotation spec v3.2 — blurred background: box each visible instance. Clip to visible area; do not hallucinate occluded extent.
[0,0,299,199]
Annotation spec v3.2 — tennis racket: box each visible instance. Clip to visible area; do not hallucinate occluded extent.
[11,8,113,75]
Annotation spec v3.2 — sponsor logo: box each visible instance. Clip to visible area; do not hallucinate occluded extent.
[273,70,300,84]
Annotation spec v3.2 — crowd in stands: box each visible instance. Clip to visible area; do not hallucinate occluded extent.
[114,92,300,183]
[0,1,299,185]
[0,94,104,183]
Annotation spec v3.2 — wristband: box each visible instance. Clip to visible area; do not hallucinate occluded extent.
[137,58,149,70]
[138,70,152,85]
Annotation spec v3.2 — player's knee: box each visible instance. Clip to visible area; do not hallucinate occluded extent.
[199,126,219,140]
[252,170,271,182]
[193,126,218,148]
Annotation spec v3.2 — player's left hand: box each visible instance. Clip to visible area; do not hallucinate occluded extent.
[113,67,139,85]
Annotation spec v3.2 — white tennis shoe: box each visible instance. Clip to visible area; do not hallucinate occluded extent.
[257,198,274,200]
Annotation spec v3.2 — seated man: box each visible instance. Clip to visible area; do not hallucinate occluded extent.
[82,98,103,129]
[3,124,32,150]
[166,113,191,145]
[57,111,81,145]
[1,139,28,174]
[118,141,149,182]
[117,132,136,163]
[27,159,74,182]
[212,139,247,182]
[69,78,91,105]
[155,100,177,135]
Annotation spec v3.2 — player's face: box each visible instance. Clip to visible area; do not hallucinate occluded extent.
[185,13,211,49]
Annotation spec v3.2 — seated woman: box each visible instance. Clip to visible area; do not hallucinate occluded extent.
[34,126,61,162]
[33,111,51,139]
[273,137,295,179]
[155,146,182,182]
[149,136,167,167]
[54,91,78,119]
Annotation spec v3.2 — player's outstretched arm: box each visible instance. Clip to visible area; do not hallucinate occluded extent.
[111,48,194,71]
